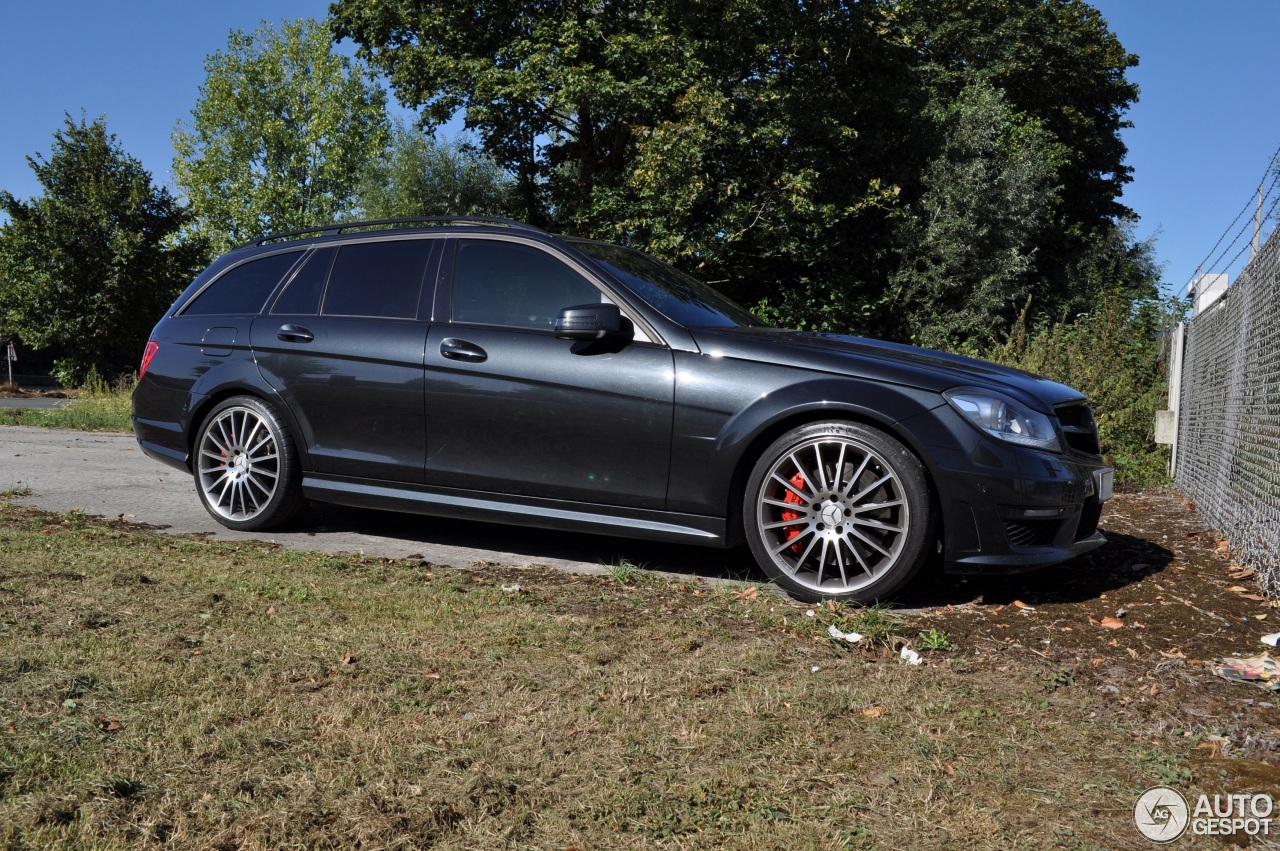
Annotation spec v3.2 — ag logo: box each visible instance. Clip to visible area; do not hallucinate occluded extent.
[1135,786,1190,842]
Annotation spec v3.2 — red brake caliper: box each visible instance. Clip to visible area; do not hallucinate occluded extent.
[780,471,806,554]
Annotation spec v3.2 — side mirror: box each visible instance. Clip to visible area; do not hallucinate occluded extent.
[554,303,629,341]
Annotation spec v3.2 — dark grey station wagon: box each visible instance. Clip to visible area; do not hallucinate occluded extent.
[132,217,1113,602]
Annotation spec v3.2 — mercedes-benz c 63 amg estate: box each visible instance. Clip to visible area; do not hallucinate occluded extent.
[132,217,1113,602]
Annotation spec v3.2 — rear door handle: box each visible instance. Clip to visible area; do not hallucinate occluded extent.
[277,324,314,343]
[440,338,487,363]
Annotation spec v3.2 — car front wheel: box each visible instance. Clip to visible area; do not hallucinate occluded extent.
[744,421,933,603]
[194,396,307,531]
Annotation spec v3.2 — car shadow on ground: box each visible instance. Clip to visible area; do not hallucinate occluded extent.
[286,504,1172,611]
[895,528,1177,610]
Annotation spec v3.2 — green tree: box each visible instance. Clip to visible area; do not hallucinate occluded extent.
[331,0,923,328]
[0,114,204,383]
[352,121,513,220]
[174,18,389,252]
[330,0,1144,343]
[889,0,1146,322]
[888,81,1063,349]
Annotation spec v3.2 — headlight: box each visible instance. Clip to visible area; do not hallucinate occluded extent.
[943,389,1061,452]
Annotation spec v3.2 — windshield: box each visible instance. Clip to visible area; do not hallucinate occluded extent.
[570,240,767,329]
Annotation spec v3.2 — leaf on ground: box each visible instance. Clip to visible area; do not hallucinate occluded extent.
[1214,539,1231,555]
[340,653,358,665]
[1159,648,1186,659]
[734,586,759,603]
[96,717,123,732]
[1099,616,1125,630]
[862,705,887,718]
[1012,600,1034,610]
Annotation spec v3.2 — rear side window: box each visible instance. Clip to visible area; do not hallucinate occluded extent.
[322,240,432,319]
[271,248,335,315]
[183,252,302,316]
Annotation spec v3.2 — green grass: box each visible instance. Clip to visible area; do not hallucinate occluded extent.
[0,502,1207,849]
[0,379,133,432]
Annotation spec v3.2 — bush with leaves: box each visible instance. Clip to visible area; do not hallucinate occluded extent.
[982,288,1184,488]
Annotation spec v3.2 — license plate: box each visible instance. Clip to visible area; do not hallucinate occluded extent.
[1094,468,1114,502]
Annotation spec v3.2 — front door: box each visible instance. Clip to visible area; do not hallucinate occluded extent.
[423,237,674,509]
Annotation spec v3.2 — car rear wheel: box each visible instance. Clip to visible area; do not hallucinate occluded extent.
[744,421,933,603]
[194,396,307,531]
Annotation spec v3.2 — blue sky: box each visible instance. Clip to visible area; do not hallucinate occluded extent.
[1,1,1277,298]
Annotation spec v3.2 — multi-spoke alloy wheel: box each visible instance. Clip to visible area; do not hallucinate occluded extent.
[745,422,932,602]
[194,397,306,530]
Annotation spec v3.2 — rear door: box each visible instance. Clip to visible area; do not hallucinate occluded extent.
[423,237,675,509]
[251,237,440,484]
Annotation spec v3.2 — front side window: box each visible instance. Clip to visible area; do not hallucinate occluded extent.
[321,240,432,319]
[182,252,302,316]
[451,239,605,330]
[570,240,766,329]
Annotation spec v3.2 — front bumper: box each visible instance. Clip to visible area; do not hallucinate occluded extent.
[901,406,1113,575]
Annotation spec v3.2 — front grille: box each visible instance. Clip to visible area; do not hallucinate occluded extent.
[1004,518,1061,548]
[1055,403,1101,456]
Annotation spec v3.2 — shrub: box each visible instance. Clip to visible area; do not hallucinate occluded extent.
[979,291,1184,488]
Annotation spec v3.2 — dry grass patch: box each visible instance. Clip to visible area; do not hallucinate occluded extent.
[0,503,1210,849]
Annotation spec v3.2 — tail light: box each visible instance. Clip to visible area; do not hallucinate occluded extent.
[139,341,159,379]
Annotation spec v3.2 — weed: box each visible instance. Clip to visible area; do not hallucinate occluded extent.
[1040,668,1074,691]
[606,556,655,586]
[1136,748,1194,787]
[842,603,900,644]
[915,627,952,651]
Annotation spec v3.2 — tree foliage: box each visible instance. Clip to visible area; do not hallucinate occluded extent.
[352,121,514,221]
[0,114,205,383]
[330,0,1150,346]
[332,0,923,326]
[886,0,1149,344]
[174,18,389,252]
[889,81,1062,349]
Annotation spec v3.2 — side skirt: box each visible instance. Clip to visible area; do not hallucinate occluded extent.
[302,474,728,547]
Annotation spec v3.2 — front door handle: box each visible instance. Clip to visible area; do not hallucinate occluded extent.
[440,338,487,363]
[277,324,314,343]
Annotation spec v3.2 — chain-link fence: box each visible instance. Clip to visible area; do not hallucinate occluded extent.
[1175,228,1280,599]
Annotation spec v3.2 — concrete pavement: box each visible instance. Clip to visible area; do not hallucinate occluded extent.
[0,425,755,583]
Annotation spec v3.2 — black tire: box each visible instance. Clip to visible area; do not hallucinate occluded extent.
[193,395,308,531]
[743,421,933,603]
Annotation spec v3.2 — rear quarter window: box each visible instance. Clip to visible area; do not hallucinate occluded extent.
[182,252,303,316]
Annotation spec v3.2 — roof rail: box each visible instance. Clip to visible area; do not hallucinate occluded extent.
[237,216,548,249]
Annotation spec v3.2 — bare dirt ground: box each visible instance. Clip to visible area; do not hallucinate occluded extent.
[903,490,1280,803]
